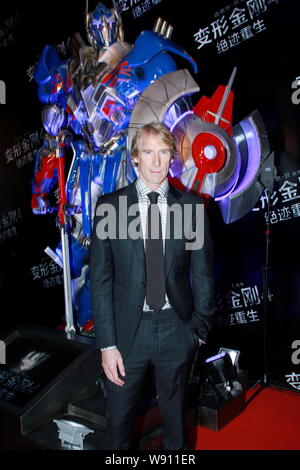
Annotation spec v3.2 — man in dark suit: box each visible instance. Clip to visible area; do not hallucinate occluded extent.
[90,122,215,450]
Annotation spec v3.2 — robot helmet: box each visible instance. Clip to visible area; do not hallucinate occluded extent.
[86,2,124,49]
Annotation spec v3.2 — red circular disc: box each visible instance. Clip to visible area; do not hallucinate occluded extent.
[191,132,226,174]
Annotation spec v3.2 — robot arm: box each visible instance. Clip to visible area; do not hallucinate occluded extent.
[41,103,68,137]
[31,134,59,214]
[32,45,73,214]
[31,101,69,214]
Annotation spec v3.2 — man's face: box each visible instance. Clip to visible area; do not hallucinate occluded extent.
[134,133,173,190]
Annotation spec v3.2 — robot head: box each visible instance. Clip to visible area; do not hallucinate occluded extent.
[86,2,124,49]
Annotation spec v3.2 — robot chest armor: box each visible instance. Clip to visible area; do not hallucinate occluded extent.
[67,73,126,148]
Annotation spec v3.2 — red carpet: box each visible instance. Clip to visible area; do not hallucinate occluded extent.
[192,387,300,450]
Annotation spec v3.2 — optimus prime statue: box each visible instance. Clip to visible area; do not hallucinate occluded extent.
[31,2,274,335]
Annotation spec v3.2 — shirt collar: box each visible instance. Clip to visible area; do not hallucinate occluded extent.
[135,177,169,199]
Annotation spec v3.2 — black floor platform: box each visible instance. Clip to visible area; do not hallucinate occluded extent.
[0,324,247,450]
[0,324,165,450]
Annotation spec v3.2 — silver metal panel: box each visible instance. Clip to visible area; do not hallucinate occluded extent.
[218,110,273,223]
[128,69,200,149]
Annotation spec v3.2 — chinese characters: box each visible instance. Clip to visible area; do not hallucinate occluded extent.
[194,0,280,55]
[114,0,162,19]
[5,129,44,168]
[285,372,300,391]
[253,171,300,224]
[31,259,63,288]
[0,208,22,243]
[217,281,273,326]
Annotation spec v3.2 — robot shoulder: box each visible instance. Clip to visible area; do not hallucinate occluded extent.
[125,30,197,73]
[34,45,65,85]
[35,45,72,105]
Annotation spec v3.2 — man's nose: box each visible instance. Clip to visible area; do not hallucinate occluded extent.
[153,152,161,166]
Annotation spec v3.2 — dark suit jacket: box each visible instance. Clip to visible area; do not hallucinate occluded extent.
[90,181,215,358]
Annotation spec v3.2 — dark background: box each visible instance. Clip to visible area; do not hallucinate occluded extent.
[0,0,300,389]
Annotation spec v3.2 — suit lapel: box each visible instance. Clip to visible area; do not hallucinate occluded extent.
[125,182,146,282]
[164,183,182,280]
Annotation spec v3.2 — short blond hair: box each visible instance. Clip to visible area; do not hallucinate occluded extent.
[131,122,177,162]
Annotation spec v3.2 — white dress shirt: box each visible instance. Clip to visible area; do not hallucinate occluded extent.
[135,177,172,311]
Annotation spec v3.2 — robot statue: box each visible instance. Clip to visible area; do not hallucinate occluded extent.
[32,2,274,336]
[31,2,198,334]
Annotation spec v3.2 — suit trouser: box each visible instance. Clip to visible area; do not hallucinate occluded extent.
[103,307,198,450]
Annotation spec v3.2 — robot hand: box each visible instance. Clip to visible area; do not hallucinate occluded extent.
[31,193,56,215]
